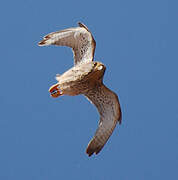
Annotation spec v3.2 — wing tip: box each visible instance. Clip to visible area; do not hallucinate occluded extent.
[38,40,46,46]
[86,145,102,157]
[38,36,52,46]
[78,22,90,32]
[86,139,104,157]
[38,33,53,46]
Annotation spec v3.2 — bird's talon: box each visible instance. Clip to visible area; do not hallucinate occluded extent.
[49,84,61,98]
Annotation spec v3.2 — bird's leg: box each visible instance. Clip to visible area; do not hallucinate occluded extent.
[49,83,62,98]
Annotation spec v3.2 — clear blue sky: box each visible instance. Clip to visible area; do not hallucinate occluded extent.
[0,0,177,179]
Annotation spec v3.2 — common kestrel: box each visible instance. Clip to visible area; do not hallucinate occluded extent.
[38,22,122,156]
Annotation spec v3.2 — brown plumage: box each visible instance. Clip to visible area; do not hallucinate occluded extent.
[38,22,122,156]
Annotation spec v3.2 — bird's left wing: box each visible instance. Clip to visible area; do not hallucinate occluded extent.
[84,84,122,156]
[38,22,96,65]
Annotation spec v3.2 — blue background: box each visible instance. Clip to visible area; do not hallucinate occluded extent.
[0,0,177,179]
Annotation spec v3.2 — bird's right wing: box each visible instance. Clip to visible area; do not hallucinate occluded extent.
[84,84,122,156]
[38,22,96,66]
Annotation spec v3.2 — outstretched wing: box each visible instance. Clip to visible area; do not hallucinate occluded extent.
[84,84,122,156]
[38,22,96,65]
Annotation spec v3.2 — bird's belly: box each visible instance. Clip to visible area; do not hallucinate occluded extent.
[56,61,103,96]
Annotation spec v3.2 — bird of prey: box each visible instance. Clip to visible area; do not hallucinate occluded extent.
[38,22,122,156]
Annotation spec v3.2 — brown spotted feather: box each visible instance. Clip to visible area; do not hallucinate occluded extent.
[84,84,121,156]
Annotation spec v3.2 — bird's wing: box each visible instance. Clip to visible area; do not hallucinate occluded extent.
[38,22,96,65]
[84,84,122,156]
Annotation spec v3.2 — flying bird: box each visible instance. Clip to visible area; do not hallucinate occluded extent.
[38,22,122,156]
